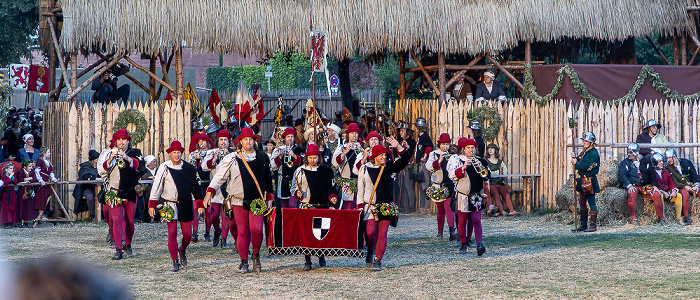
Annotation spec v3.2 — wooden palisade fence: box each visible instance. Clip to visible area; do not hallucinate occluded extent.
[44,101,191,218]
[394,99,700,211]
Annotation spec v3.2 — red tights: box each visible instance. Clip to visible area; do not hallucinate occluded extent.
[458,210,482,244]
[488,184,515,213]
[233,206,264,261]
[435,198,454,233]
[211,203,237,240]
[108,201,135,250]
[365,219,390,262]
[167,220,192,261]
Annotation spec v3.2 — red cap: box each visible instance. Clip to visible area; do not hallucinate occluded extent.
[305,144,322,157]
[368,145,390,160]
[458,138,478,149]
[346,123,361,134]
[216,129,233,139]
[365,131,383,144]
[109,129,131,148]
[166,141,186,153]
[437,133,451,145]
[189,133,214,152]
[282,127,297,139]
[237,128,256,144]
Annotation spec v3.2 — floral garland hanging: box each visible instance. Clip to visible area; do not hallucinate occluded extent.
[466,106,502,141]
[524,64,700,106]
[113,109,148,145]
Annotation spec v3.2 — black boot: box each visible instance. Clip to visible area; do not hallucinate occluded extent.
[125,244,133,257]
[204,231,211,242]
[192,232,199,243]
[448,227,457,241]
[685,216,693,225]
[584,211,597,232]
[252,254,261,272]
[171,259,180,272]
[371,258,382,271]
[318,256,326,268]
[459,243,467,254]
[573,209,588,232]
[477,242,486,256]
[435,230,443,239]
[659,218,668,226]
[239,259,249,274]
[112,250,123,260]
[179,249,188,267]
[221,238,228,249]
[303,256,312,271]
[213,230,220,247]
[365,248,374,269]
[467,239,476,248]
[105,232,112,244]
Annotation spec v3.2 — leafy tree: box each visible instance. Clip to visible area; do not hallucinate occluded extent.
[0,0,38,66]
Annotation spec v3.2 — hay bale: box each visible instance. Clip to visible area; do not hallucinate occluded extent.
[691,196,700,224]
[554,176,576,212]
[595,187,629,226]
[641,196,677,224]
[597,160,620,189]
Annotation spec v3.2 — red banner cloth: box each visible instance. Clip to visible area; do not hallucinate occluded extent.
[28,65,49,93]
[267,208,364,257]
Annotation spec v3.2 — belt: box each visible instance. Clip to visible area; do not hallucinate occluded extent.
[162,199,179,204]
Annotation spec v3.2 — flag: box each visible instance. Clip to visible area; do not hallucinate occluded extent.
[247,84,264,126]
[184,83,203,119]
[165,90,173,101]
[9,64,29,90]
[304,98,323,131]
[208,88,223,124]
[310,30,333,100]
[273,95,284,126]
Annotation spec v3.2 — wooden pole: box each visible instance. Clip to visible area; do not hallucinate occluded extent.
[689,48,700,66]
[409,51,440,96]
[525,41,532,65]
[123,56,175,94]
[444,54,483,88]
[47,17,74,93]
[405,72,421,91]
[645,36,672,65]
[47,0,57,102]
[67,54,124,100]
[404,64,525,72]
[148,56,156,101]
[486,55,524,91]
[155,51,175,100]
[438,52,446,101]
[398,52,406,101]
[124,73,149,93]
[673,35,680,66]
[70,52,78,97]
[49,53,114,98]
[681,34,688,65]
[175,48,184,101]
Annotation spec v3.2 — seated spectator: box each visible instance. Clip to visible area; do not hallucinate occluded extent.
[485,144,519,216]
[17,134,39,162]
[449,74,473,100]
[650,153,689,226]
[91,70,130,103]
[72,150,101,220]
[636,119,669,157]
[664,149,696,225]
[619,143,662,226]
[474,71,506,102]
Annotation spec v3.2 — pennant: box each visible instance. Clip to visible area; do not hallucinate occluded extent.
[247,84,265,126]
[208,88,222,124]
[304,98,323,131]
[165,90,173,101]
[233,80,253,122]
[184,83,203,119]
[273,95,284,126]
[9,64,29,90]
[310,30,333,101]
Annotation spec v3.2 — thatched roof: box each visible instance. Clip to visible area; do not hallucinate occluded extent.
[60,0,693,58]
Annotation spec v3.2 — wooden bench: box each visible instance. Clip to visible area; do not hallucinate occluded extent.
[491,174,542,212]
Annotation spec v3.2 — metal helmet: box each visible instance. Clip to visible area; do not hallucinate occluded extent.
[394,120,408,129]
[651,153,664,166]
[414,117,428,128]
[470,120,482,130]
[627,143,640,157]
[581,132,596,144]
[644,119,662,130]
[664,149,678,164]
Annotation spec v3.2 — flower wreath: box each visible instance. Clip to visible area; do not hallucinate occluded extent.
[641,184,654,196]
[105,189,123,207]
[469,194,486,211]
[338,177,358,194]
[299,202,315,209]
[425,185,450,201]
[113,109,148,145]
[377,202,399,217]
[156,204,175,222]
[249,198,268,216]
[467,106,502,141]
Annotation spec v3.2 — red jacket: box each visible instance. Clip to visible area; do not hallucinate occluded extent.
[654,168,677,192]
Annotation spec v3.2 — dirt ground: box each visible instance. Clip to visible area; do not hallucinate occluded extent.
[1,213,700,299]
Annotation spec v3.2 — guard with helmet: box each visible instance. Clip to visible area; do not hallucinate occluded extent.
[663,149,693,225]
[414,117,434,212]
[570,132,600,232]
[618,143,662,226]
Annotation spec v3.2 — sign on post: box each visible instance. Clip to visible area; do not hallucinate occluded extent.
[330,74,339,94]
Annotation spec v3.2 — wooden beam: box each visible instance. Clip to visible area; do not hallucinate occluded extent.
[438,52,446,101]
[673,35,679,65]
[486,55,524,91]
[645,36,672,65]
[123,56,175,93]
[67,54,124,100]
[49,53,113,97]
[175,48,184,101]
[70,52,78,93]
[445,70,468,90]
[687,6,700,11]
[398,52,406,101]
[404,64,524,72]
[124,73,149,93]
[409,50,440,97]
[155,51,175,100]
[689,48,700,66]
[681,34,688,65]
[525,41,532,65]
[405,72,421,91]
[148,57,156,101]
[47,17,74,93]
[444,54,484,89]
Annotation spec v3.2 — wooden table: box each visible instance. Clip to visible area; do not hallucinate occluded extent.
[491,174,542,212]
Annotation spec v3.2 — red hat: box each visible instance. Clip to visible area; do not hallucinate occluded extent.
[216,129,233,139]
[166,140,185,153]
[458,138,478,149]
[305,144,322,157]
[437,133,451,145]
[346,123,361,134]
[109,129,131,148]
[368,145,390,160]
[282,127,297,138]
[237,127,256,144]
[189,133,214,152]
[365,131,383,144]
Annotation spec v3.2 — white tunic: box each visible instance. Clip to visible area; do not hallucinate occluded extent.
[150,160,184,220]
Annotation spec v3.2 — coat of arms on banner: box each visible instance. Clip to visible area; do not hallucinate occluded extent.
[28,65,49,93]
[9,64,29,90]
[312,217,331,240]
[310,30,327,73]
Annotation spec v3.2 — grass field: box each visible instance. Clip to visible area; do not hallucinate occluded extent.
[2,213,700,299]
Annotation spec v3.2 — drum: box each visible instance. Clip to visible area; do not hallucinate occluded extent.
[455,177,471,195]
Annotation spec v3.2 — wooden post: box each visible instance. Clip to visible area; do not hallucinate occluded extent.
[175,48,184,101]
[673,35,679,66]
[398,52,406,101]
[47,17,74,93]
[124,73,149,93]
[444,54,483,89]
[67,55,124,100]
[486,55,524,91]
[123,56,175,93]
[70,52,78,96]
[525,41,532,65]
[156,51,174,100]
[409,51,440,97]
[148,56,156,101]
[681,34,688,65]
[47,0,57,102]
[438,52,446,101]
[645,36,672,65]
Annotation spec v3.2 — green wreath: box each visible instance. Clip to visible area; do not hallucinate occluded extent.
[113,109,148,145]
[249,198,268,216]
[467,106,502,141]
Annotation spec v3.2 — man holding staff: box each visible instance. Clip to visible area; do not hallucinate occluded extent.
[570,132,600,232]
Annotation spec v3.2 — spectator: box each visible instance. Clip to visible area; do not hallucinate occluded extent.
[294,118,306,145]
[449,74,473,100]
[0,163,19,228]
[474,71,506,102]
[17,134,39,162]
[72,150,101,220]
[3,119,26,161]
[17,160,37,228]
[664,149,694,225]
[650,153,689,226]
[137,155,158,223]
[91,71,130,103]
[485,144,519,216]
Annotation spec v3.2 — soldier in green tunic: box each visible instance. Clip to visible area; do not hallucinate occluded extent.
[570,132,600,232]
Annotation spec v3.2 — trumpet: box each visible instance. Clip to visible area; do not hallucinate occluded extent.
[280,145,294,168]
[112,148,126,168]
[347,142,363,156]
[189,150,200,165]
[470,157,489,178]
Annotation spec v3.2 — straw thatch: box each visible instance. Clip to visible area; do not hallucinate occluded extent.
[60,0,692,58]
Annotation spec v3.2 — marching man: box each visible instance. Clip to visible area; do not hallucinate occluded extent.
[332,123,363,209]
[270,127,303,208]
[148,141,204,272]
[290,144,338,270]
[204,128,274,274]
[425,133,456,240]
[201,129,237,248]
[188,132,214,243]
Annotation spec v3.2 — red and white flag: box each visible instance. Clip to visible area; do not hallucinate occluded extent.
[9,64,29,90]
[208,88,222,124]
[28,65,49,93]
[248,84,265,126]
[233,80,265,126]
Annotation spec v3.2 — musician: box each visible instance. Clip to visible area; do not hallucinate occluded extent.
[97,129,146,260]
[332,123,364,209]
[357,139,410,271]
[148,141,205,272]
[570,132,600,232]
[188,132,214,243]
[619,143,661,226]
[204,128,274,273]
[414,117,433,212]
[394,121,417,213]
[663,149,693,226]
[270,127,303,208]
[355,131,384,168]
[447,138,490,256]
[425,133,456,240]
[290,144,338,271]
[202,130,237,247]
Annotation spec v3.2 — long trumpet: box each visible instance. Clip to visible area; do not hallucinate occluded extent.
[281,145,294,168]
[348,142,363,156]
[470,157,489,178]
[113,148,126,168]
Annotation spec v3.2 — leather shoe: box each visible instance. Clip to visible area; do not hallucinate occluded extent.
[125,245,133,257]
[239,260,249,274]
[303,262,312,271]
[252,254,261,272]
[477,242,486,256]
[659,218,668,226]
[318,256,326,268]
[192,232,199,243]
[112,251,123,260]
[179,249,188,267]
[171,259,180,272]
[459,243,467,254]
[467,240,476,248]
[204,231,211,242]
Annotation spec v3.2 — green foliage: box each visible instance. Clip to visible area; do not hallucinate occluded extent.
[372,56,424,100]
[0,0,38,66]
[206,52,331,92]
[635,34,674,65]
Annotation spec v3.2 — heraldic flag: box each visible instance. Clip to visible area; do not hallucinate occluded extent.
[267,208,365,257]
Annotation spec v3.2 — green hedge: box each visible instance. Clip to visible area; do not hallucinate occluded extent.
[206,52,331,92]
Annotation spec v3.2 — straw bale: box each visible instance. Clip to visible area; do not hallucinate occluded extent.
[597,159,620,189]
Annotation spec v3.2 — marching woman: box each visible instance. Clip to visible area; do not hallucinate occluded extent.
[425,133,456,240]
[270,127,303,208]
[204,128,274,273]
[570,132,600,232]
[0,163,19,228]
[17,160,37,228]
[34,147,58,227]
[202,129,237,248]
[148,141,205,272]
[290,144,338,271]
[333,123,364,209]
[484,144,519,216]
[447,138,490,256]
[357,136,410,271]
